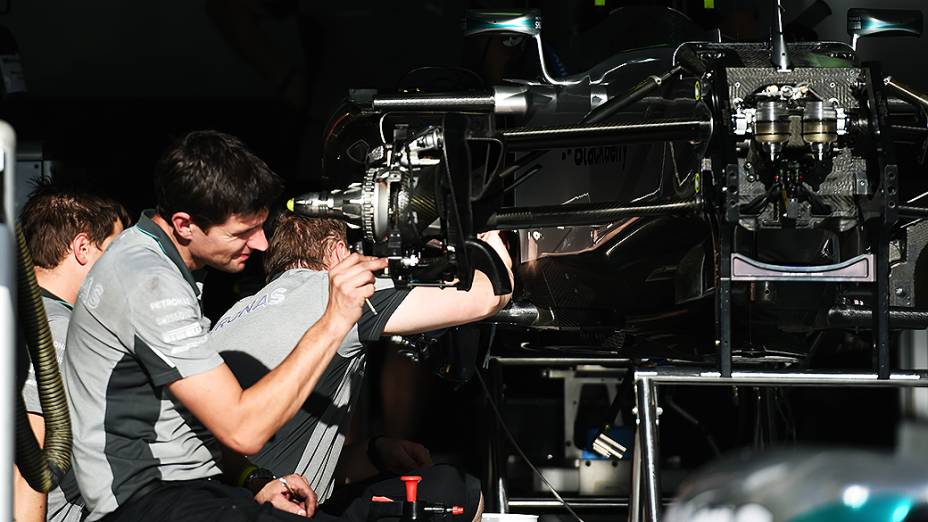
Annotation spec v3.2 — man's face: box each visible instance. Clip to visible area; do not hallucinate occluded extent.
[189,210,269,272]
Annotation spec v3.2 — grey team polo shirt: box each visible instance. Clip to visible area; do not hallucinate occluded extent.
[62,211,224,521]
[23,289,84,522]
[210,269,409,502]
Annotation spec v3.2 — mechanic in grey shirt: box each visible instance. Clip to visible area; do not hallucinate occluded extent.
[211,213,512,519]
[17,180,129,522]
[62,131,386,522]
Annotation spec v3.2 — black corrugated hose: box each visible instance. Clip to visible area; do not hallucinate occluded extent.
[15,224,71,492]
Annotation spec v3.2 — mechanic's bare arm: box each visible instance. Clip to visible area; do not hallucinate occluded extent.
[383,231,513,335]
[169,254,388,455]
[13,413,47,522]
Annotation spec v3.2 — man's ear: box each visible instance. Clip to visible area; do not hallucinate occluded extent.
[170,212,196,241]
[72,232,93,266]
[334,240,350,263]
[323,240,349,269]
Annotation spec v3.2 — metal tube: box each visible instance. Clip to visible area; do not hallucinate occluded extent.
[501,118,711,151]
[581,66,683,125]
[372,85,532,115]
[629,430,642,522]
[885,76,928,112]
[635,378,661,522]
[637,368,928,386]
[508,498,630,508]
[488,302,540,324]
[372,92,496,112]
[489,358,509,514]
[771,0,791,72]
[497,478,509,514]
[887,96,923,115]
[898,205,928,218]
[490,357,635,367]
[891,124,928,134]
[719,223,734,378]
[487,199,702,230]
[827,306,928,329]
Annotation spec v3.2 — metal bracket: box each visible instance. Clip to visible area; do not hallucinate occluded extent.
[730,253,875,282]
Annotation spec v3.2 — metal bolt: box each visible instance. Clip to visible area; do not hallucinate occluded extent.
[531,231,543,241]
[896,288,908,297]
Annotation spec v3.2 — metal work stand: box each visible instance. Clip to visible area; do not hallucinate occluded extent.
[486,356,636,514]
[629,367,928,522]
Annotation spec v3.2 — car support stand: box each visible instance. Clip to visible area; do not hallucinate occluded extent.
[629,368,928,522]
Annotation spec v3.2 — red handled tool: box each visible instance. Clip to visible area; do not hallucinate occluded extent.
[368,475,464,521]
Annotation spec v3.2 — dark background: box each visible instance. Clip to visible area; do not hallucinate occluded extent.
[3,0,925,216]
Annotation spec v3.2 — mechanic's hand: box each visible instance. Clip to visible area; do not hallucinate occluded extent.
[374,437,433,474]
[255,474,317,518]
[326,253,389,330]
[478,230,512,270]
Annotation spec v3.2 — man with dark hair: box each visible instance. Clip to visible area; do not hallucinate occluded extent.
[62,130,387,522]
[210,212,514,521]
[15,180,130,522]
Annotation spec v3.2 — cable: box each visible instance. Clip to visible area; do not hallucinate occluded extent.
[481,324,497,370]
[664,394,720,456]
[475,151,546,202]
[475,370,586,522]
[753,388,764,450]
[502,165,543,194]
[773,388,796,443]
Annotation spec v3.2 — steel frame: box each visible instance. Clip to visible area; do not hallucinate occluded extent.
[629,367,928,522]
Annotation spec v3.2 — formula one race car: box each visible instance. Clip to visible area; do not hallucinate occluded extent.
[292,1,928,377]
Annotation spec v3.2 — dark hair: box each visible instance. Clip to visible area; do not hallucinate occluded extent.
[264,213,347,277]
[154,130,283,228]
[20,179,132,269]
